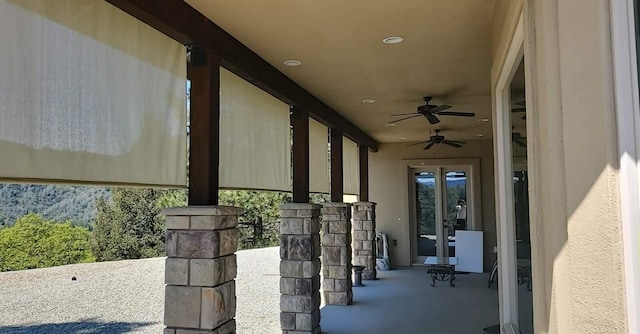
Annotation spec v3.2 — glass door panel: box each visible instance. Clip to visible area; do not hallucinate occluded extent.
[415,171,438,259]
[443,170,468,257]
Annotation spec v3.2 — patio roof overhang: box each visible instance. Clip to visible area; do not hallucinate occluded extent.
[105,0,379,152]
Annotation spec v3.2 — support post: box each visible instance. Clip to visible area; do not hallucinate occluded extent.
[352,202,377,280]
[330,129,343,202]
[279,204,322,334]
[358,145,369,202]
[188,46,220,205]
[321,203,353,305]
[163,206,243,334]
[291,107,310,203]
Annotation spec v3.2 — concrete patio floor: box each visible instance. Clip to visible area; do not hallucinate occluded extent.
[320,267,500,334]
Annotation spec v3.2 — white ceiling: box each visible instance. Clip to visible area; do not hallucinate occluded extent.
[185,0,496,143]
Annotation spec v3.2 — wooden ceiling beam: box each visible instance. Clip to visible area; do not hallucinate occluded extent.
[106,0,378,151]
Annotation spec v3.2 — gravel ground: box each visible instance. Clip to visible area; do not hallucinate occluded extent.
[0,247,281,334]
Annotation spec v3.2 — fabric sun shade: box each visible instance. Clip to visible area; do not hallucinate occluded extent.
[219,68,291,192]
[0,0,187,186]
[309,119,329,193]
[343,137,359,195]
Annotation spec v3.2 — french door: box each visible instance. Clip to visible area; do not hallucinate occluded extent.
[412,166,469,264]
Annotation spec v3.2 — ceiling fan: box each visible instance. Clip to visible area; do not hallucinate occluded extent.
[389,96,476,125]
[407,130,466,150]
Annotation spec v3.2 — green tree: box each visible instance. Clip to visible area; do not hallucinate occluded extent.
[91,187,166,261]
[0,214,95,272]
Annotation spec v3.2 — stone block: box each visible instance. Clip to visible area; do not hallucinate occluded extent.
[352,210,368,220]
[165,285,201,329]
[281,277,296,295]
[302,259,321,278]
[281,235,313,261]
[328,266,348,279]
[328,221,348,234]
[352,220,363,231]
[352,240,363,250]
[321,221,330,234]
[333,234,348,247]
[323,247,341,266]
[353,256,367,266]
[340,248,350,266]
[296,310,320,331]
[363,269,377,280]
[201,281,235,329]
[164,329,176,334]
[211,320,236,334]
[303,218,321,234]
[323,214,342,221]
[321,233,334,246]
[280,295,314,313]
[362,220,374,231]
[281,312,296,330]
[355,250,369,256]
[323,278,335,292]
[334,279,351,292]
[367,231,376,241]
[295,277,319,296]
[362,241,373,251]
[281,261,303,277]
[190,215,238,230]
[165,258,189,285]
[296,209,316,218]
[353,231,367,241]
[166,216,190,230]
[190,255,235,286]
[219,229,239,257]
[324,292,351,305]
[280,210,299,218]
[280,218,304,235]
[176,231,218,258]
[166,230,178,257]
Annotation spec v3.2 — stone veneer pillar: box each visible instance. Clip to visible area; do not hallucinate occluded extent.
[163,206,243,334]
[279,204,322,334]
[320,203,353,305]
[352,202,377,280]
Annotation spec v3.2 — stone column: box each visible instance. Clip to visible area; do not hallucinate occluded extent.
[279,204,322,334]
[163,206,243,334]
[321,203,352,305]
[352,202,377,280]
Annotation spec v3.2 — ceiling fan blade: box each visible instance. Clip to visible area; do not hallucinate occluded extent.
[448,140,466,145]
[516,100,526,106]
[436,111,476,117]
[429,105,452,113]
[511,107,527,113]
[424,142,436,150]
[515,140,527,148]
[390,112,420,116]
[426,113,440,124]
[407,141,429,147]
[442,141,463,148]
[388,114,421,123]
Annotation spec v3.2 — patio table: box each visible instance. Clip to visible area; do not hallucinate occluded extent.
[424,257,458,287]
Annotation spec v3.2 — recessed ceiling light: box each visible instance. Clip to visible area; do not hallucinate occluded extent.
[382,36,404,44]
[399,137,407,140]
[384,123,396,127]
[477,134,484,137]
[477,118,489,122]
[362,99,376,104]
[283,59,302,66]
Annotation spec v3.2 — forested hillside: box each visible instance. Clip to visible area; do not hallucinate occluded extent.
[0,184,110,228]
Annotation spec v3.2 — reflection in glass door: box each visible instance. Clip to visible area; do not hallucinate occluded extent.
[443,170,468,256]
[415,171,439,261]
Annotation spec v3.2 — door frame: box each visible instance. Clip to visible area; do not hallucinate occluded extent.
[402,158,482,265]
[610,0,640,332]
[492,11,524,332]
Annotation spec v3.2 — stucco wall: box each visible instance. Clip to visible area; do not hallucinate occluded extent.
[369,140,496,270]
[520,0,628,332]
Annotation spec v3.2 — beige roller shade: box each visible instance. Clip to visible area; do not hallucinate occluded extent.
[219,68,291,192]
[343,137,359,195]
[309,119,329,193]
[0,0,187,186]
